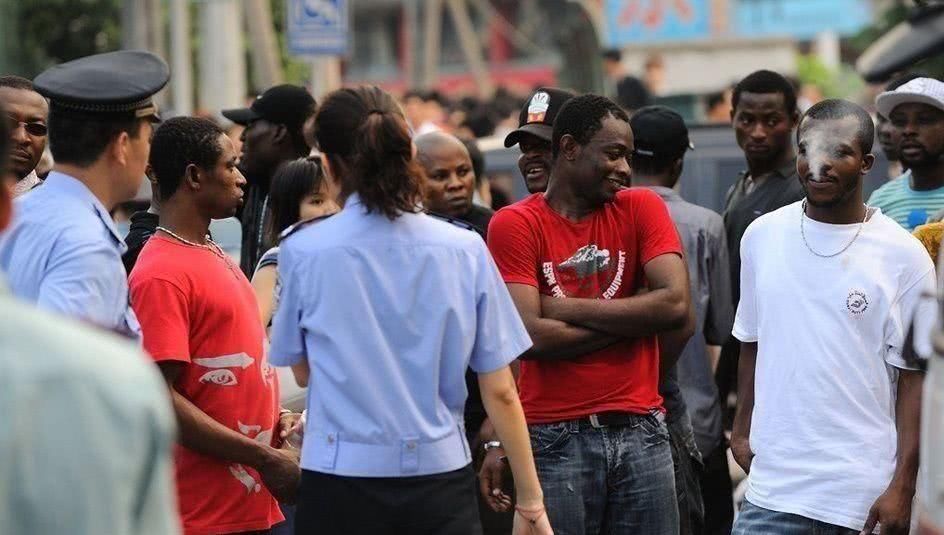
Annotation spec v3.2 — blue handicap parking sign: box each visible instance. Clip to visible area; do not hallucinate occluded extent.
[287,0,349,56]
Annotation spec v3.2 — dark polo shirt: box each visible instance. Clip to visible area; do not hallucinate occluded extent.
[723,160,804,304]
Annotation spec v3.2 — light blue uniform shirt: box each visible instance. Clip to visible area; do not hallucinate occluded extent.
[269,194,532,477]
[0,172,138,336]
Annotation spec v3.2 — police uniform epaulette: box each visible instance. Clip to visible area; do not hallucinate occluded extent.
[279,213,336,241]
[425,211,484,236]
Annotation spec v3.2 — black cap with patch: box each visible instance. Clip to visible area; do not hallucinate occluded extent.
[222,84,316,128]
[34,50,169,121]
[629,105,694,161]
[503,87,575,148]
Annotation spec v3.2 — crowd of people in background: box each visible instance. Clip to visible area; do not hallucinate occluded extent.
[0,45,942,535]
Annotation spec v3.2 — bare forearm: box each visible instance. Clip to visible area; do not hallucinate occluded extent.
[543,288,688,338]
[479,369,543,507]
[731,342,757,443]
[890,369,922,492]
[521,316,619,361]
[170,389,271,468]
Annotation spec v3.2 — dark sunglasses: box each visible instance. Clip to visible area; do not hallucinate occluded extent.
[7,116,47,137]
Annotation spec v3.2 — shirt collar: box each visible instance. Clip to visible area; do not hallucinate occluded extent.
[43,171,126,250]
[743,158,798,182]
[12,170,41,197]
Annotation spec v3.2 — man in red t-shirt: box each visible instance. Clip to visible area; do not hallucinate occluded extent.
[488,94,693,534]
[129,117,299,535]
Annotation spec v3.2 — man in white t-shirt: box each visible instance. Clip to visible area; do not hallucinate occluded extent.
[730,99,934,535]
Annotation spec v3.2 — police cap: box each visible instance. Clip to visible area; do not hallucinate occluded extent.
[34,50,170,121]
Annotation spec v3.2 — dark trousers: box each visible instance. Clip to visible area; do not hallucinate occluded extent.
[700,440,735,535]
[668,413,706,535]
[294,465,482,535]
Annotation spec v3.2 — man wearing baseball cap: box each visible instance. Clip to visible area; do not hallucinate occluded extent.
[630,106,736,535]
[868,77,944,230]
[223,84,316,276]
[0,50,168,336]
[504,87,575,194]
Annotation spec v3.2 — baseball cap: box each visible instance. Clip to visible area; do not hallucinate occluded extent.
[503,87,575,148]
[875,77,944,118]
[629,105,694,160]
[222,84,316,127]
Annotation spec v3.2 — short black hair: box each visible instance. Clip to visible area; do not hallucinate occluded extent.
[0,75,34,91]
[732,70,797,116]
[798,98,875,154]
[601,49,622,62]
[552,94,629,158]
[47,109,144,167]
[149,116,226,200]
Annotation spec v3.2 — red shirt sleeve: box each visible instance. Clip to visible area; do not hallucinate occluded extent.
[130,276,192,363]
[628,189,683,264]
[487,207,540,287]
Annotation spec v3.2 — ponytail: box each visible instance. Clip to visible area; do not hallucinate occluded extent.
[315,86,424,219]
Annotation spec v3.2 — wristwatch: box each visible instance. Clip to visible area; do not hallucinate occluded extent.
[483,440,503,452]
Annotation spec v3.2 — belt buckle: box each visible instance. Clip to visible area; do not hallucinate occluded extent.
[589,414,603,428]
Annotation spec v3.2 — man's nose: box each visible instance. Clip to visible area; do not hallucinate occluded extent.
[10,123,29,144]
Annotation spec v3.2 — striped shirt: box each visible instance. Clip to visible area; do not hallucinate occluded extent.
[867,170,944,230]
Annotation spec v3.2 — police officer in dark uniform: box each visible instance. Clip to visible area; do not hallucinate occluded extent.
[0,50,169,336]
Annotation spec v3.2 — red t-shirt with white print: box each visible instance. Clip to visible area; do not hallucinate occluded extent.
[487,189,682,423]
[130,235,283,535]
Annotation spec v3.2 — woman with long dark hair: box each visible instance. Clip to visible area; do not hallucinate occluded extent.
[268,86,551,535]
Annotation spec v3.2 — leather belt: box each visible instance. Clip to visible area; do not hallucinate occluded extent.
[586,411,640,428]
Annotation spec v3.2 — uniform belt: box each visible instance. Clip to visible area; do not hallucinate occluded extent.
[586,411,643,428]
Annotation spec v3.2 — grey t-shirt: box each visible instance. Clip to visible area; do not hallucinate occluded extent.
[651,186,734,456]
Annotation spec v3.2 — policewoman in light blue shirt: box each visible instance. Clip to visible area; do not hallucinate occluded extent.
[269,86,552,535]
[0,51,168,336]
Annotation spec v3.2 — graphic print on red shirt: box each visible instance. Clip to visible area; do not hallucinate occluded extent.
[129,235,283,535]
[487,188,682,423]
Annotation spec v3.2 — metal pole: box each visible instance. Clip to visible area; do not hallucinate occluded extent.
[444,0,494,98]
[310,57,342,101]
[169,0,193,116]
[199,0,247,117]
[244,0,285,90]
[422,0,443,89]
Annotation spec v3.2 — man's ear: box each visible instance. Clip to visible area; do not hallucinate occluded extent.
[559,134,580,161]
[112,131,132,167]
[789,109,801,128]
[861,153,875,175]
[183,163,202,191]
[272,124,289,145]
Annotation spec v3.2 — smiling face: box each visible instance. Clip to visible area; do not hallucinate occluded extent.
[517,132,554,193]
[797,116,873,209]
[889,102,944,169]
[417,136,475,218]
[562,114,633,206]
[0,86,48,180]
[732,91,797,169]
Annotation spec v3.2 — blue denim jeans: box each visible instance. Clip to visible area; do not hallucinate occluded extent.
[733,500,859,535]
[529,412,679,535]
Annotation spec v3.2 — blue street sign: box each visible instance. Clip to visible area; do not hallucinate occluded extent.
[287,0,349,56]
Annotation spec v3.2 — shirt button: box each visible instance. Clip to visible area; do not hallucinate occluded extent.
[407,442,416,450]
[327,434,335,444]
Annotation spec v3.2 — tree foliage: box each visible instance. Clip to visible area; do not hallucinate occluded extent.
[4,0,122,77]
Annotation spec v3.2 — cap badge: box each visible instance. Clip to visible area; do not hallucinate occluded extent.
[527,92,550,123]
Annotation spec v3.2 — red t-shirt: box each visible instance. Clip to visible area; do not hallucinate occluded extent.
[487,189,682,423]
[129,235,283,535]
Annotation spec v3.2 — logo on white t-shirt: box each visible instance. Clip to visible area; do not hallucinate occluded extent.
[846,290,869,315]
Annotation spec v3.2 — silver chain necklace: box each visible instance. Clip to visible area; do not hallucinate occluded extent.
[156,226,227,259]
[799,199,869,258]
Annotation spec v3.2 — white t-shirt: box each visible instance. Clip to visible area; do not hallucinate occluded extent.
[733,200,936,531]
